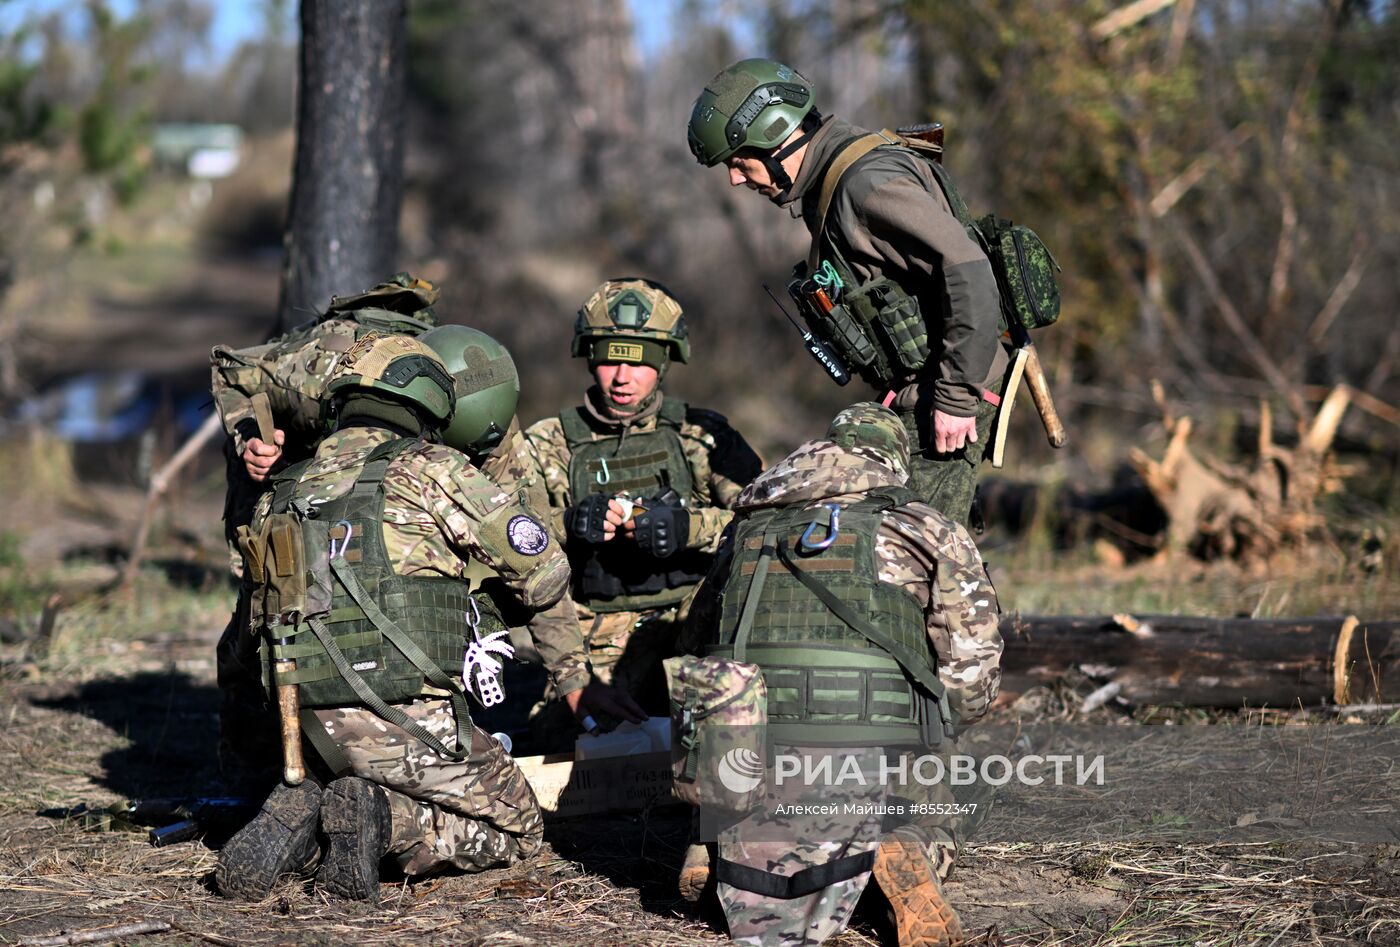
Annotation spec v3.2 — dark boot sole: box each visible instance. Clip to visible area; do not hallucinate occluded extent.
[216,781,322,900]
[871,834,965,947]
[316,777,390,904]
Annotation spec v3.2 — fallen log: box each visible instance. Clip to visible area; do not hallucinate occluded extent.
[999,613,1400,707]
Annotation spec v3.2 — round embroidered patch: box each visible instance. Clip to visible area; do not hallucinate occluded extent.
[506,515,549,555]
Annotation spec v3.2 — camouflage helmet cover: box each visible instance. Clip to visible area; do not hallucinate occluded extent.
[325,272,441,326]
[688,58,815,166]
[325,332,456,426]
[420,324,520,457]
[571,278,691,364]
[826,402,910,482]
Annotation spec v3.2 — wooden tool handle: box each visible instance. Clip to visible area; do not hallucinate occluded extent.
[275,660,305,785]
[1022,345,1067,449]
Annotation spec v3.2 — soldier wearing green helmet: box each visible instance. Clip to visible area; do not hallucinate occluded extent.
[218,332,568,904]
[688,58,1009,528]
[210,274,446,791]
[522,278,762,736]
[210,281,620,794]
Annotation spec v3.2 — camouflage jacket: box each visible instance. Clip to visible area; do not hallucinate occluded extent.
[685,439,1003,722]
[480,417,589,695]
[251,427,571,698]
[522,389,762,556]
[781,118,1008,418]
[211,317,365,457]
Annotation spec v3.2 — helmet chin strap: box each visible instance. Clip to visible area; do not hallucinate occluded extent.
[762,123,818,202]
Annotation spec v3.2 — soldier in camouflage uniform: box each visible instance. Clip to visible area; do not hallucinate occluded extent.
[680,402,1003,946]
[211,289,627,789]
[209,275,444,790]
[522,278,762,735]
[217,334,566,903]
[688,60,1009,527]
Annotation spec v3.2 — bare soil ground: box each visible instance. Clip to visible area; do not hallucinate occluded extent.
[1,612,1397,946]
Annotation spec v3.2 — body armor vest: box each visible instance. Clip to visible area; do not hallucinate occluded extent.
[246,438,500,760]
[706,487,951,747]
[560,398,710,611]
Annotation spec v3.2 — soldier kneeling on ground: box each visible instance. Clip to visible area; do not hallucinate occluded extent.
[522,278,761,741]
[673,403,1003,946]
[217,333,568,903]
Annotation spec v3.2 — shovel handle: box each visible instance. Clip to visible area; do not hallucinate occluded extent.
[1022,345,1067,448]
[274,658,305,785]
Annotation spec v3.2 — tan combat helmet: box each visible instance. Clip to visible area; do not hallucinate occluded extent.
[325,332,456,428]
[571,278,690,366]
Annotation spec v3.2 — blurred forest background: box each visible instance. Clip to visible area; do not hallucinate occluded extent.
[0,0,1398,607]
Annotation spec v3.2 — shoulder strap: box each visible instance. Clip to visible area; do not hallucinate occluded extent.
[657,397,688,429]
[854,485,921,512]
[808,129,902,270]
[559,407,593,451]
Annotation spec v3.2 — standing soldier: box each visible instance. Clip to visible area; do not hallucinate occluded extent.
[678,403,1003,946]
[217,334,566,903]
[523,278,762,729]
[687,60,1008,526]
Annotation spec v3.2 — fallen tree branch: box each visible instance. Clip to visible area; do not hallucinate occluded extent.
[119,410,222,590]
[20,921,170,947]
[1000,613,1399,707]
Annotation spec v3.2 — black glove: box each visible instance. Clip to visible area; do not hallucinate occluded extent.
[565,494,612,545]
[634,500,690,559]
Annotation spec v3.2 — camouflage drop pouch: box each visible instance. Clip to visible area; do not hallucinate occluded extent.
[663,655,768,817]
[977,214,1062,331]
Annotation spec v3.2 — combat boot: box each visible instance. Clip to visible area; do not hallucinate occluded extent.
[677,842,713,903]
[315,776,392,904]
[870,830,965,946]
[215,780,323,900]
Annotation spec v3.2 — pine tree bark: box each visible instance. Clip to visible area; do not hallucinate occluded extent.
[276,0,406,332]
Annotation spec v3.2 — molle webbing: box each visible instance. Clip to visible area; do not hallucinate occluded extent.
[263,438,495,761]
[560,398,694,499]
[713,489,948,746]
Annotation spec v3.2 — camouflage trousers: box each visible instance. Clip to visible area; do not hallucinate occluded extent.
[311,698,544,877]
[895,377,1001,529]
[529,606,679,748]
[717,745,961,947]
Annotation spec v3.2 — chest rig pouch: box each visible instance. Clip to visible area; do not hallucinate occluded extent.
[561,400,710,612]
[706,487,953,748]
[239,438,501,761]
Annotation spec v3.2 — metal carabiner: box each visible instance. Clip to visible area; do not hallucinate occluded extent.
[463,598,481,634]
[595,457,611,485]
[328,520,354,559]
[799,504,842,552]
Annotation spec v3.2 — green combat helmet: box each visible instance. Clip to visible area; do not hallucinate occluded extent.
[571,278,691,367]
[420,324,520,458]
[688,58,817,172]
[826,401,911,482]
[325,333,456,431]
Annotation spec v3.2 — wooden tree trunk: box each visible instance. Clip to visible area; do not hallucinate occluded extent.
[999,613,1400,708]
[276,0,407,332]
[1128,381,1352,562]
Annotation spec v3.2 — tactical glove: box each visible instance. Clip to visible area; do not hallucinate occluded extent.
[634,500,690,559]
[565,494,612,545]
